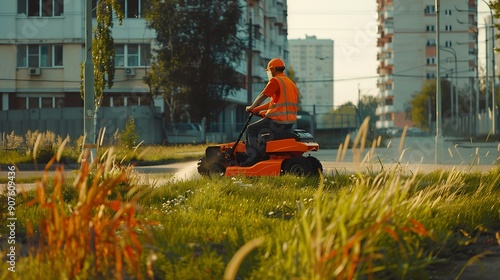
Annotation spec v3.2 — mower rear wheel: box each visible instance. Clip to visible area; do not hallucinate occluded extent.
[306,156,323,176]
[281,157,315,176]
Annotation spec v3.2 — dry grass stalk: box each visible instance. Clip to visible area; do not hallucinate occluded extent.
[26,149,155,279]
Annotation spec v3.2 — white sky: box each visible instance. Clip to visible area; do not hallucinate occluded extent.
[287,0,493,107]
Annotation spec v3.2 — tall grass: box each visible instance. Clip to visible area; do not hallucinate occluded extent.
[237,168,500,279]
[1,120,499,279]
[1,148,156,280]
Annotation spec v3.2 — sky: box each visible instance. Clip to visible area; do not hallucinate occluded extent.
[286,0,493,107]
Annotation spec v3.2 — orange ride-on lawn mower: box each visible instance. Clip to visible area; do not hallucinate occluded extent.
[197,114,323,177]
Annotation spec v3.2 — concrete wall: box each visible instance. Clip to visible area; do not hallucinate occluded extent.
[0,106,164,144]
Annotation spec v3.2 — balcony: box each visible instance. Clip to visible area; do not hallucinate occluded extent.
[376,120,394,129]
[384,57,394,66]
[375,104,394,115]
[383,10,393,19]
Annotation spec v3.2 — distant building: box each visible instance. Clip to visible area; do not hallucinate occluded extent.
[376,0,477,132]
[0,0,289,144]
[288,35,334,120]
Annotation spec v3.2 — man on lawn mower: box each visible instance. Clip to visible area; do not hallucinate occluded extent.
[240,58,299,167]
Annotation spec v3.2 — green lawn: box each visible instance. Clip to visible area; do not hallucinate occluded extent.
[1,149,499,279]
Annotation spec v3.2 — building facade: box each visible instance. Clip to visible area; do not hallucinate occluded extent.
[0,0,289,144]
[376,0,477,132]
[288,35,334,122]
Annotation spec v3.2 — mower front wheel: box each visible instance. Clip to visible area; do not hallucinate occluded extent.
[281,157,315,176]
[197,157,209,176]
[197,157,226,177]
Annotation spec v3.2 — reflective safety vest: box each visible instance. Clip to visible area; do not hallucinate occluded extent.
[264,76,299,124]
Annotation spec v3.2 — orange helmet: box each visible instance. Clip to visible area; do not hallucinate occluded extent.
[266,58,285,71]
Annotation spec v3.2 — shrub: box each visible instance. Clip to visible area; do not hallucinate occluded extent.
[119,116,139,149]
[2,131,23,150]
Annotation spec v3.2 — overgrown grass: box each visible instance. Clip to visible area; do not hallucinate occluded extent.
[1,121,499,279]
[1,162,499,279]
[0,143,208,166]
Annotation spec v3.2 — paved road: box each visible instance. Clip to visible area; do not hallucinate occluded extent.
[1,136,499,189]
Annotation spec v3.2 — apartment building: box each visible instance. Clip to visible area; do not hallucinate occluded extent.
[288,35,335,123]
[376,0,477,132]
[0,0,289,143]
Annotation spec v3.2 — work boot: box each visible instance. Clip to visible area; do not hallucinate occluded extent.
[239,156,266,167]
[239,146,266,167]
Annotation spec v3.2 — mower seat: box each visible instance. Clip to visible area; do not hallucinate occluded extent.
[258,125,295,153]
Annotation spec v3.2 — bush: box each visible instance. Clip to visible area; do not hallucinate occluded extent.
[119,116,139,149]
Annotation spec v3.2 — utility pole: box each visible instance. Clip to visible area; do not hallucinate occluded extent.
[435,0,442,164]
[84,0,96,158]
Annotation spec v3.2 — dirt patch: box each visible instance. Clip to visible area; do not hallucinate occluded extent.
[429,234,500,279]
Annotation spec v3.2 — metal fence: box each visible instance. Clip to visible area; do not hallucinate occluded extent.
[0,106,164,145]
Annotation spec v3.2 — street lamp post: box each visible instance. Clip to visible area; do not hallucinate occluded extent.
[83,0,96,159]
[435,0,442,164]
[456,4,479,136]
[440,47,458,124]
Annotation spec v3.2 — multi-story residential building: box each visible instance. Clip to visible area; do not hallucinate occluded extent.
[376,0,477,133]
[288,35,335,126]
[0,0,289,144]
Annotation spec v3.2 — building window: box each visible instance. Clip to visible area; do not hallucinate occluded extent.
[115,44,151,67]
[16,95,64,109]
[118,0,150,18]
[445,25,452,31]
[426,57,436,65]
[424,5,435,14]
[426,39,436,46]
[17,44,64,68]
[426,72,436,79]
[444,9,452,16]
[426,25,435,32]
[445,41,452,47]
[18,0,64,17]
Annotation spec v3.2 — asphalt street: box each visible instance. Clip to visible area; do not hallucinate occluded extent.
[1,136,499,191]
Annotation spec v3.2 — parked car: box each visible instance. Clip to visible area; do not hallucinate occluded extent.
[165,123,205,144]
[406,127,427,136]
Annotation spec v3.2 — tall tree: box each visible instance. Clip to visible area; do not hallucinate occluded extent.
[80,0,124,108]
[146,0,245,123]
[409,79,452,131]
[358,95,378,132]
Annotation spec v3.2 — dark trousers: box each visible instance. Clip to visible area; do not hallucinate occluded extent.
[245,117,292,158]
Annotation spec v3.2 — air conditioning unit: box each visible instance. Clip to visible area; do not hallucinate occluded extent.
[125,68,135,76]
[29,68,41,76]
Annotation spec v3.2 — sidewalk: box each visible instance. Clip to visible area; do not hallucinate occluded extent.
[322,161,498,175]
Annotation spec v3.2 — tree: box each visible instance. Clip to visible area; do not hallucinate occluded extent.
[146,0,245,123]
[80,0,124,108]
[119,116,139,148]
[409,79,452,131]
[322,102,358,128]
[357,95,378,133]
